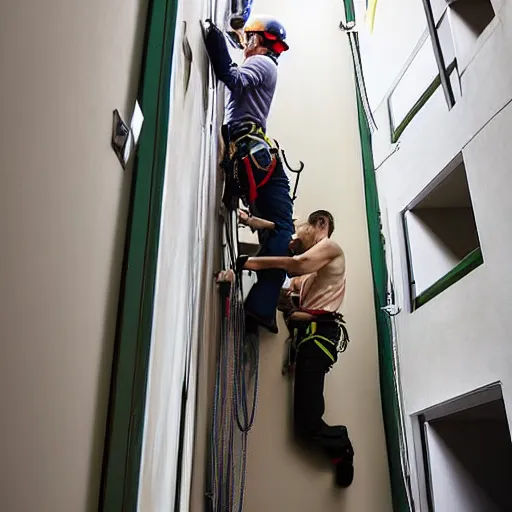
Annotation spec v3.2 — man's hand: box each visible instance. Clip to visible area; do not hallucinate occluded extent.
[216,269,235,283]
[238,208,251,226]
[201,19,234,81]
[238,208,275,231]
[201,19,221,42]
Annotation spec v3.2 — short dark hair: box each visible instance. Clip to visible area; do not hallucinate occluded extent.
[308,210,335,237]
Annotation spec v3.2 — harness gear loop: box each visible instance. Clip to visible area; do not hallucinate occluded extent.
[282,313,351,375]
[223,122,279,207]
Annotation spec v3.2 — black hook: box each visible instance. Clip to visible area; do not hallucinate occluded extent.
[274,140,304,174]
[282,149,305,174]
[273,140,305,203]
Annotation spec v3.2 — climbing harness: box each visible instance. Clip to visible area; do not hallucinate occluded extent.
[221,121,306,210]
[221,122,279,209]
[282,312,350,377]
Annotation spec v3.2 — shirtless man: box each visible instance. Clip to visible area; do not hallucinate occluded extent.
[237,210,354,488]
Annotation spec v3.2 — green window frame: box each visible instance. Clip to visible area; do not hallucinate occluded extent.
[411,247,483,310]
[387,24,457,144]
[389,60,457,143]
[401,156,484,311]
[388,0,460,143]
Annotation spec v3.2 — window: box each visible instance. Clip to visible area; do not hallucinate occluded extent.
[403,154,483,310]
[423,0,496,95]
[421,0,458,111]
[387,26,458,142]
[388,33,439,142]
[416,384,512,511]
[447,0,496,68]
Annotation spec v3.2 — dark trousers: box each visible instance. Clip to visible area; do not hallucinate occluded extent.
[293,327,351,459]
[244,157,294,326]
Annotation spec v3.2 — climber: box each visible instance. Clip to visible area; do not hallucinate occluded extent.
[236,210,354,488]
[226,0,254,48]
[203,14,294,334]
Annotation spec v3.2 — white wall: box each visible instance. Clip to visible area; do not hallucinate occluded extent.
[358,0,512,506]
[0,0,148,510]
[239,1,393,511]
[358,0,429,111]
[137,0,225,509]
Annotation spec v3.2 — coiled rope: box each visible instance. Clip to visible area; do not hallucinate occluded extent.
[207,207,259,512]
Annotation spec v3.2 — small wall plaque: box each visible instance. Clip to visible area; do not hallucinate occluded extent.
[111,101,144,169]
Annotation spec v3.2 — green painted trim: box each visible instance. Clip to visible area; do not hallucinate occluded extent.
[391,74,441,143]
[356,88,411,511]
[343,0,356,24]
[99,0,179,510]
[390,61,456,143]
[414,248,483,309]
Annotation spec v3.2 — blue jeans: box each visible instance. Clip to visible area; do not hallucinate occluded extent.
[245,157,294,328]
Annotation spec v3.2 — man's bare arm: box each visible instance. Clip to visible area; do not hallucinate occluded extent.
[249,216,275,231]
[239,209,275,231]
[242,238,341,276]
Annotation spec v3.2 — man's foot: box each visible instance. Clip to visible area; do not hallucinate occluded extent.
[245,314,259,334]
[332,443,354,488]
[246,310,278,334]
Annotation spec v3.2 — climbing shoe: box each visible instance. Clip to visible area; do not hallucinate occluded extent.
[333,443,354,488]
[246,310,278,334]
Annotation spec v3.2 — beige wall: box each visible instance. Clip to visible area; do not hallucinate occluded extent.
[0,0,148,510]
[241,0,393,510]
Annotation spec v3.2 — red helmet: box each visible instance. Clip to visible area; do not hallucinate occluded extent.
[244,15,289,54]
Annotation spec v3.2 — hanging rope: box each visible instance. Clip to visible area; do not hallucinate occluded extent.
[347,31,378,132]
[207,203,260,511]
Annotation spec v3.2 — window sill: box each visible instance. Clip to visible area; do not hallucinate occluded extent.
[391,61,457,143]
[413,247,484,310]
[457,14,500,77]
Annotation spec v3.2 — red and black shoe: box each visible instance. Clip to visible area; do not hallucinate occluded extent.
[332,443,354,488]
